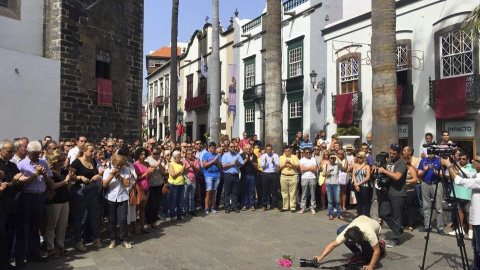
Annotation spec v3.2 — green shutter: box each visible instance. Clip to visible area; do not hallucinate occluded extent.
[287,92,303,144]
[244,101,255,137]
[244,57,255,91]
[287,39,303,79]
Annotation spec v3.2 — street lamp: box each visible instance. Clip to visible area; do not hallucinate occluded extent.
[310,70,325,94]
[254,84,265,143]
[310,70,317,89]
[221,90,228,104]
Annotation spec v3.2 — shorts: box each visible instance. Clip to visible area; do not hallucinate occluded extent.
[205,177,220,191]
[458,199,470,211]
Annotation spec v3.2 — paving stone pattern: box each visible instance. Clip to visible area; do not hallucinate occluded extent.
[29,209,473,269]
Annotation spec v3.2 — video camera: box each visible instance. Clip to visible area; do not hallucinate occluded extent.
[423,142,457,157]
[373,152,391,188]
[299,258,319,268]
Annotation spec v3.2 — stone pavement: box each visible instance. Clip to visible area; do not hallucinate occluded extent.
[29,209,473,270]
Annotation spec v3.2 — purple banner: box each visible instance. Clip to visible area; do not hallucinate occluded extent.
[228,64,237,113]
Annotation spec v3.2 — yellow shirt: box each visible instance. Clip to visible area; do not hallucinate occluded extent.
[279,154,299,175]
[168,162,185,185]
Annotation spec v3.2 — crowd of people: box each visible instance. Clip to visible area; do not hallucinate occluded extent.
[0,130,479,269]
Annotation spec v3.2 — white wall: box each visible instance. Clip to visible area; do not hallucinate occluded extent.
[0,48,61,141]
[0,0,44,56]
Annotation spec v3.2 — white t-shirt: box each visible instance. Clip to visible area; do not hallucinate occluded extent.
[317,138,330,147]
[68,146,80,164]
[299,157,317,179]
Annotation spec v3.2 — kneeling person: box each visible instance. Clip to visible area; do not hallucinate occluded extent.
[313,216,385,270]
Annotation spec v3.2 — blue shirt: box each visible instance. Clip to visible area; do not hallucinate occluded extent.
[260,153,280,173]
[418,157,441,183]
[202,152,221,178]
[299,140,313,151]
[17,156,52,194]
[221,152,244,174]
[366,154,374,166]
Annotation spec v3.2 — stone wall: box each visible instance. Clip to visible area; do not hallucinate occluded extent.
[45,0,144,143]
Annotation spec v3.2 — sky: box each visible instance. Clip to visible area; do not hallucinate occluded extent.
[143,0,267,98]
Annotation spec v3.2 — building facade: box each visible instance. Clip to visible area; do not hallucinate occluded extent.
[323,0,480,157]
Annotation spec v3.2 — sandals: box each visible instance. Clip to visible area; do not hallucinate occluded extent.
[150,224,160,229]
[378,218,383,225]
[122,242,133,249]
[408,227,414,232]
[108,241,116,249]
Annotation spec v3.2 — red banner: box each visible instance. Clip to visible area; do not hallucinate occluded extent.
[435,76,466,119]
[97,78,112,106]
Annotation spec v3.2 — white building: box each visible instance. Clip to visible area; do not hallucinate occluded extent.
[0,1,60,140]
[232,0,352,143]
[323,0,480,157]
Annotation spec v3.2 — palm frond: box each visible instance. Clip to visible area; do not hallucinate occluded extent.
[463,4,480,39]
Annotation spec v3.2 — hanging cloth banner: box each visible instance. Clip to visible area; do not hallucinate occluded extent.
[228,64,237,113]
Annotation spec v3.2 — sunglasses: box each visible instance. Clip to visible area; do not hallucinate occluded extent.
[152,153,160,156]
[314,148,320,150]
[65,145,73,147]
[357,156,364,159]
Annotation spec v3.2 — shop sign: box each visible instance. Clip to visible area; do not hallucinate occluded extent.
[444,120,475,138]
[398,124,408,138]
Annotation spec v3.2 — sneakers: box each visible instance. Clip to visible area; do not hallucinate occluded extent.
[205,209,210,214]
[438,229,445,236]
[419,227,431,233]
[211,208,217,214]
[250,207,255,211]
[241,206,247,211]
[260,207,266,212]
[385,240,397,248]
[273,207,279,212]
[348,254,365,264]
[449,228,465,236]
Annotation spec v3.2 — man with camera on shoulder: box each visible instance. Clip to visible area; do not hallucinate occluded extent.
[374,144,407,248]
[441,155,480,270]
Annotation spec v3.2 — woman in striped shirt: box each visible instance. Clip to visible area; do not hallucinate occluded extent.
[352,151,371,217]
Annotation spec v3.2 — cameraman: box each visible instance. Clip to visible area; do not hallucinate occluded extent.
[313,215,385,270]
[417,152,444,235]
[441,155,480,270]
[374,144,407,248]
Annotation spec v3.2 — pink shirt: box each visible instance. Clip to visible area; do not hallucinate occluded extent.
[133,161,150,191]
[238,138,250,150]
[182,158,199,183]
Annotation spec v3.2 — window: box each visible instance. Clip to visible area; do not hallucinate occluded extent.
[440,29,473,78]
[149,60,156,67]
[339,58,358,93]
[397,45,408,72]
[160,81,164,96]
[187,74,193,99]
[245,63,255,89]
[0,0,20,20]
[154,82,158,98]
[165,76,170,97]
[289,47,302,77]
[289,101,302,118]
[199,77,207,95]
[245,108,254,123]
[96,49,111,79]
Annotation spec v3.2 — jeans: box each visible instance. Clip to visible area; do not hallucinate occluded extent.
[422,182,443,230]
[216,178,224,207]
[262,172,279,208]
[326,184,342,217]
[300,178,317,210]
[71,187,100,243]
[415,183,424,220]
[107,200,128,242]
[242,174,256,208]
[184,183,197,212]
[472,225,480,270]
[337,224,374,263]
[380,194,405,244]
[14,193,45,261]
[146,185,162,224]
[224,174,240,210]
[169,184,185,218]
[355,186,372,217]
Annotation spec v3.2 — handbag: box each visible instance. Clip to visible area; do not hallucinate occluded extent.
[162,183,171,194]
[349,190,357,204]
[129,184,148,205]
[338,160,348,185]
[318,164,326,186]
[129,186,138,205]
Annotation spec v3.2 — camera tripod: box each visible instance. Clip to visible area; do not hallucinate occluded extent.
[419,157,470,270]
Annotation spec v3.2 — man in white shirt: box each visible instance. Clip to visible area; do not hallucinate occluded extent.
[68,136,87,164]
[299,148,318,214]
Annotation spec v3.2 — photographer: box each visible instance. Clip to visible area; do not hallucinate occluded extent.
[313,215,385,270]
[441,155,480,270]
[417,152,444,235]
[374,144,407,248]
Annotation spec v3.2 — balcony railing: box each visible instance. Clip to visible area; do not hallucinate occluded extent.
[332,92,363,117]
[283,0,309,12]
[164,116,169,125]
[148,119,153,126]
[285,76,304,92]
[399,84,414,113]
[429,75,480,109]
[185,94,210,111]
[148,102,153,109]
[156,95,164,107]
[243,88,256,101]
[152,118,157,126]
[242,15,262,33]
